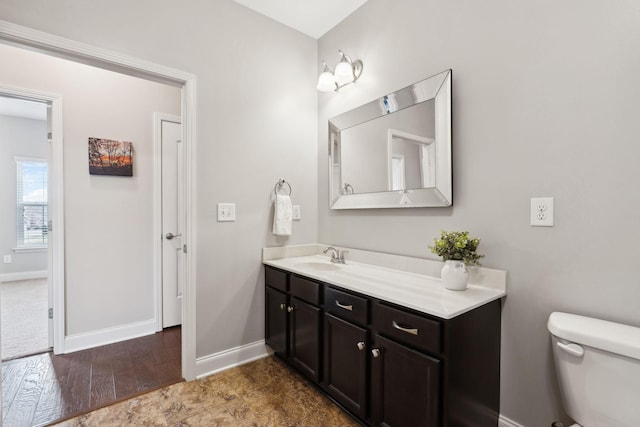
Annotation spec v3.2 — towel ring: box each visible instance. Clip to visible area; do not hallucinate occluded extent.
[274,179,292,197]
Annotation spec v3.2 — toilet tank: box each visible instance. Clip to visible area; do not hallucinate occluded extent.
[548,312,640,427]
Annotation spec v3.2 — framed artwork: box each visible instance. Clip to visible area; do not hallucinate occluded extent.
[88,138,133,176]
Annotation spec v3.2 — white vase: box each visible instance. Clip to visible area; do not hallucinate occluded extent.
[441,260,469,291]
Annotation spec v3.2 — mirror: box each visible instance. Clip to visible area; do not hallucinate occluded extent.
[329,69,452,209]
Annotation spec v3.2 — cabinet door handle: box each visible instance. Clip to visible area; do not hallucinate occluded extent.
[392,320,418,336]
[335,300,353,311]
[279,303,286,311]
[287,306,295,312]
[371,348,381,358]
[356,341,365,351]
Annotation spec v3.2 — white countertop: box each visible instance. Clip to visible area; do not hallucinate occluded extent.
[263,245,507,320]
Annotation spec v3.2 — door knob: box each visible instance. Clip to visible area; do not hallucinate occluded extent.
[165,232,182,240]
[279,303,286,311]
[371,348,381,358]
[287,306,295,312]
[356,341,365,351]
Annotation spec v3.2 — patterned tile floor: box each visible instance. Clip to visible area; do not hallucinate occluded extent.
[52,356,361,426]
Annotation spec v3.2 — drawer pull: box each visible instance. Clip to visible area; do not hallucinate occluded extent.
[392,320,418,336]
[335,300,353,311]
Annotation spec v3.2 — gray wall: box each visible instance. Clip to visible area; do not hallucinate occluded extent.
[0,0,318,356]
[318,1,640,426]
[0,115,48,276]
[0,44,181,335]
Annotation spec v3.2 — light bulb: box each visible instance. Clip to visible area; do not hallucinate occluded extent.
[334,60,354,85]
[316,70,336,92]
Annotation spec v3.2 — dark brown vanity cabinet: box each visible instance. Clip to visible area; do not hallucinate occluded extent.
[265,285,288,355]
[370,334,441,426]
[288,296,321,381]
[323,286,370,419]
[264,267,322,382]
[264,265,501,427]
[369,302,444,426]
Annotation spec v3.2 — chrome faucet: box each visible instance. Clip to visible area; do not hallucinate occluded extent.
[323,246,348,264]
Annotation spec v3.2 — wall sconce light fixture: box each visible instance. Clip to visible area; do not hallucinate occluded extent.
[316,50,363,92]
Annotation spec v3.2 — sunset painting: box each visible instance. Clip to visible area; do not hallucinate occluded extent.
[88,138,133,176]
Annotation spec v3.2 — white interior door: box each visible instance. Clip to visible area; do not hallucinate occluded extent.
[162,119,183,328]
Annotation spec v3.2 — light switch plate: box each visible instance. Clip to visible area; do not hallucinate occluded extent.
[292,205,301,220]
[530,197,554,227]
[217,203,236,222]
[3,255,11,264]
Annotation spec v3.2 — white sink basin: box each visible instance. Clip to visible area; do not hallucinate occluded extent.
[294,261,342,273]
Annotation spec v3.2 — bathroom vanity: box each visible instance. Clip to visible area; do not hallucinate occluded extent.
[263,245,506,427]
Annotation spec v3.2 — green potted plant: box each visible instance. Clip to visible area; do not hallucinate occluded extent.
[429,230,484,290]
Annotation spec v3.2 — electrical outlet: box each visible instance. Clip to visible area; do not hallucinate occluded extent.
[292,205,301,220]
[530,197,554,227]
[217,203,236,222]
[3,255,11,264]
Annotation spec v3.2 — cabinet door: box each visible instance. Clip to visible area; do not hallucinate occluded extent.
[265,286,288,356]
[289,297,321,381]
[324,313,368,419]
[371,334,441,427]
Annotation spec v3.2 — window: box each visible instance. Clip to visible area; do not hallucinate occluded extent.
[16,158,48,248]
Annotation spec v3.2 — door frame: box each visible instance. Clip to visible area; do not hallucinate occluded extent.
[0,85,65,355]
[153,113,182,331]
[0,20,198,380]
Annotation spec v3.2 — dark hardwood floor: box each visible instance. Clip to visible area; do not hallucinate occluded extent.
[2,326,181,427]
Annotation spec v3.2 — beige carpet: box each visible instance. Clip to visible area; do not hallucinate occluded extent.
[1,278,50,360]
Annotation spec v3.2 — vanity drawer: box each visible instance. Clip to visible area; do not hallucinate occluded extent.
[325,287,369,326]
[373,303,441,355]
[290,275,321,306]
[265,267,288,292]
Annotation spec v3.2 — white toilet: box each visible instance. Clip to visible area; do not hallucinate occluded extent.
[548,312,640,427]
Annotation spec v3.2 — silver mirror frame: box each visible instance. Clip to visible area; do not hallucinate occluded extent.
[329,69,452,209]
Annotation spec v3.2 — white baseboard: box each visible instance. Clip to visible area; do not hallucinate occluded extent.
[0,270,47,283]
[195,340,271,379]
[64,318,156,353]
[499,415,526,427]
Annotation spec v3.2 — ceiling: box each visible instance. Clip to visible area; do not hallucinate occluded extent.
[0,97,47,121]
[231,0,368,39]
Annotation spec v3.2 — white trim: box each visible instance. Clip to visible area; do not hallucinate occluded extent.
[182,74,198,382]
[0,270,47,283]
[12,247,47,253]
[0,20,198,380]
[195,340,272,379]
[499,415,527,427]
[64,319,156,354]
[153,113,182,332]
[0,84,65,355]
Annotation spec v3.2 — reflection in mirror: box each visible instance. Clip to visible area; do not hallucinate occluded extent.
[329,69,452,209]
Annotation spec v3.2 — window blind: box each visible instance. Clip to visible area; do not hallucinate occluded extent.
[16,158,48,248]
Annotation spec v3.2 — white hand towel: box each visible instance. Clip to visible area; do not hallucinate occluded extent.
[273,194,292,236]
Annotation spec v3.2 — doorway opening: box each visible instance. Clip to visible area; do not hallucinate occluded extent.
[0,22,196,381]
[0,95,53,361]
